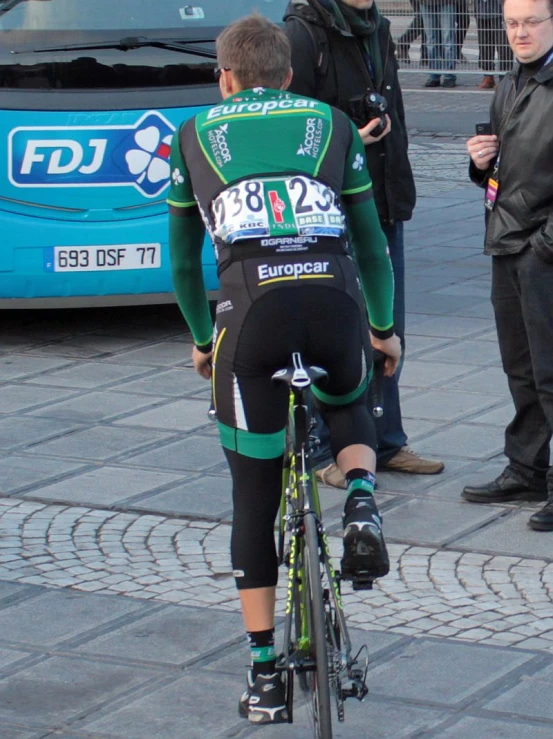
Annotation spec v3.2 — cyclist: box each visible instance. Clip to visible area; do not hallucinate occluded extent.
[168,12,401,725]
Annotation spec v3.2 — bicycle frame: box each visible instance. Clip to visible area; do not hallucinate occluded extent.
[275,354,368,733]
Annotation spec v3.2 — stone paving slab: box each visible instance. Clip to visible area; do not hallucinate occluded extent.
[0,383,78,413]
[456,511,553,560]
[0,655,161,728]
[31,426,177,463]
[113,397,214,432]
[114,367,209,397]
[122,434,226,473]
[83,670,248,739]
[0,455,89,496]
[239,699,449,738]
[26,391,163,424]
[21,466,186,508]
[125,473,237,519]
[368,639,534,705]
[0,417,83,451]
[380,498,504,547]
[0,589,148,649]
[409,422,504,460]
[73,605,245,667]
[21,361,155,389]
[400,388,500,423]
[435,717,553,739]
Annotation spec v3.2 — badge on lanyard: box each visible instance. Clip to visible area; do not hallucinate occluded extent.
[485,159,500,212]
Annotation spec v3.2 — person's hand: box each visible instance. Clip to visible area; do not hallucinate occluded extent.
[370,333,401,377]
[358,114,391,145]
[192,346,213,379]
[467,134,499,170]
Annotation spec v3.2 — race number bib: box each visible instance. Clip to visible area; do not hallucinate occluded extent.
[211,176,345,244]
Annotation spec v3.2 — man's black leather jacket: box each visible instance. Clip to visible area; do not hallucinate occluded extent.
[470,57,553,258]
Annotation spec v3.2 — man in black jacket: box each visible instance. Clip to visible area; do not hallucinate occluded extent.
[462,0,553,530]
[284,0,445,485]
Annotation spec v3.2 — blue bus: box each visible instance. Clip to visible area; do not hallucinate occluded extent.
[0,0,284,307]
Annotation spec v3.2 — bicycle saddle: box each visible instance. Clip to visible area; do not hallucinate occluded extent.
[272,352,328,388]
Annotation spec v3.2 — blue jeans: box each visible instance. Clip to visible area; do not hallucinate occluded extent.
[421,3,457,80]
[311,222,408,468]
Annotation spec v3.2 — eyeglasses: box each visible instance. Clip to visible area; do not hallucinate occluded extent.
[503,15,553,30]
[214,66,230,81]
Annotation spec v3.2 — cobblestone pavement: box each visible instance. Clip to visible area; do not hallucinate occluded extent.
[2,498,553,656]
[3,138,553,737]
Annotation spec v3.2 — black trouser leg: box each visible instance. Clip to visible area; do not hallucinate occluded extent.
[494,20,513,72]
[399,0,424,46]
[477,16,494,72]
[456,0,470,58]
[491,252,551,491]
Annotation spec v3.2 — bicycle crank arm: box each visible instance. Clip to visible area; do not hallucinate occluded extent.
[276,652,316,673]
[341,678,368,701]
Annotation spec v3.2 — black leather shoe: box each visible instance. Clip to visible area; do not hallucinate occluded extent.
[462,471,547,504]
[529,501,553,531]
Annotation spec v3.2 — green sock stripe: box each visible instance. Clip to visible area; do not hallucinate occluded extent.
[348,478,375,495]
[251,645,276,663]
[218,422,286,459]
[311,375,368,406]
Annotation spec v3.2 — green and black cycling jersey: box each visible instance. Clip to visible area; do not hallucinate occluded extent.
[167,86,394,349]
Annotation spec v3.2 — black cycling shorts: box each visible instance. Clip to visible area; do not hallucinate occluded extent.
[213,247,374,458]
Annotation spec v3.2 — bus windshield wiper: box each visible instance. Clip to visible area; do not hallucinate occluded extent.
[0,0,52,16]
[12,36,217,59]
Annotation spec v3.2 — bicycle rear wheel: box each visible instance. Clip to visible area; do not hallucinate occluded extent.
[304,511,333,739]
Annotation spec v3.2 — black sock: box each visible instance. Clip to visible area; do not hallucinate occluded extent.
[247,628,276,679]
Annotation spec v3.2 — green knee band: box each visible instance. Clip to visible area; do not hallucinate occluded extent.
[218,422,286,459]
[311,375,369,406]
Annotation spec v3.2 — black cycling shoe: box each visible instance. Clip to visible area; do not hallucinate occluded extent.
[238,671,288,724]
[341,494,390,582]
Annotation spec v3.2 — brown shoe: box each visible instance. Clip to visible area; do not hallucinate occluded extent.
[315,463,347,489]
[478,75,495,90]
[379,446,444,475]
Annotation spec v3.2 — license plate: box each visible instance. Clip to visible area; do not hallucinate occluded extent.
[44,244,161,272]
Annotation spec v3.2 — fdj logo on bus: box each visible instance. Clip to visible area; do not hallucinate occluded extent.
[8,112,175,198]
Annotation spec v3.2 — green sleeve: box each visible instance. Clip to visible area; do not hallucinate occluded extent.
[345,199,395,339]
[167,127,213,350]
[169,212,213,350]
[341,121,394,339]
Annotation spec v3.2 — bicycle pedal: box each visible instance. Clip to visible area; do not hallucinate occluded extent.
[351,576,375,591]
[340,566,375,590]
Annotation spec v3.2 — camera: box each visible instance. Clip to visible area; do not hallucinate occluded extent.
[348,90,388,136]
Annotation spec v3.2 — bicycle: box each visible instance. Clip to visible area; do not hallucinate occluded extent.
[273,351,385,739]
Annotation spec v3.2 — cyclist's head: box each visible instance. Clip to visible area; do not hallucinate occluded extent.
[216,13,293,96]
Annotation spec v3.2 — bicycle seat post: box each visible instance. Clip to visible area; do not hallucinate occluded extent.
[290,354,311,450]
[272,352,328,452]
[292,384,310,451]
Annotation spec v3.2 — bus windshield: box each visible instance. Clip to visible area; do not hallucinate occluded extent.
[0,0,284,30]
[0,0,287,89]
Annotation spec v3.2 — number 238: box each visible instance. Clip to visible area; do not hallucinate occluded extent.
[213,181,264,222]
